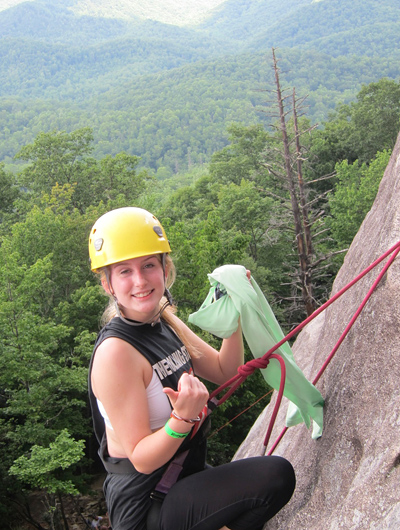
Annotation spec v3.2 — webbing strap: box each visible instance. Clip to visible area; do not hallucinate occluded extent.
[153,450,189,495]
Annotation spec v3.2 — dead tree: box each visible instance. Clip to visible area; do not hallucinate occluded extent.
[258,48,343,319]
[262,48,315,315]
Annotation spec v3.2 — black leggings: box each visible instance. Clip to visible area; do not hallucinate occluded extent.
[158,456,295,530]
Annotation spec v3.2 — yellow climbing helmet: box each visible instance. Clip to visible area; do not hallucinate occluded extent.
[89,207,171,272]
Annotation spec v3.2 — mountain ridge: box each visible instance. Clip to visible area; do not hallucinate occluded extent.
[1,0,399,174]
[0,0,228,26]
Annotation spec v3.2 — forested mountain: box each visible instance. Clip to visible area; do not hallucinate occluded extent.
[0,49,397,172]
[1,0,399,173]
[205,0,400,52]
[0,2,140,43]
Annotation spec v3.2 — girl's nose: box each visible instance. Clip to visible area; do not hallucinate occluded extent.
[133,269,147,286]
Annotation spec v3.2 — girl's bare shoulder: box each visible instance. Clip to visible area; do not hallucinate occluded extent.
[92,337,151,394]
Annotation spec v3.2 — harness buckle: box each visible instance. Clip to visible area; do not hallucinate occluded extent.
[150,490,166,503]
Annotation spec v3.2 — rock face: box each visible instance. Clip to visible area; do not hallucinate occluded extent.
[235,134,400,530]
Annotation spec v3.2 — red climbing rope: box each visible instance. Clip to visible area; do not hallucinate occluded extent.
[208,352,287,448]
[312,242,400,385]
[208,239,400,454]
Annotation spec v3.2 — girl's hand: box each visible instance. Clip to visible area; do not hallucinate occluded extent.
[163,373,209,421]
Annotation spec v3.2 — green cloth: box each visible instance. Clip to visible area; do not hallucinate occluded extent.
[188,264,324,439]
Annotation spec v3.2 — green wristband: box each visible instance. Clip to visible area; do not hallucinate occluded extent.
[164,419,189,439]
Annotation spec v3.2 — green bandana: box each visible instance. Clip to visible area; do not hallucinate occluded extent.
[189,264,324,439]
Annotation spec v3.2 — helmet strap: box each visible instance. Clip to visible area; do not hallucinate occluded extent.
[104,267,115,296]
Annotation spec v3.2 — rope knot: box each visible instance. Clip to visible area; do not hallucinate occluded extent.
[237,356,271,377]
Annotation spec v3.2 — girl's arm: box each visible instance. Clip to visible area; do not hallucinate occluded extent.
[91,337,209,474]
[171,314,244,385]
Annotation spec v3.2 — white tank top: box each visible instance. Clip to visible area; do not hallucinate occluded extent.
[97,370,172,431]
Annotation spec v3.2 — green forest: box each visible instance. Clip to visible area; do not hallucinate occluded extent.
[1,73,399,529]
[1,0,400,527]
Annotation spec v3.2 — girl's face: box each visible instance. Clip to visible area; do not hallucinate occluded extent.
[107,254,166,322]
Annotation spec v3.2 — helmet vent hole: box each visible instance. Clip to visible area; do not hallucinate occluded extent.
[94,238,104,251]
[153,226,163,238]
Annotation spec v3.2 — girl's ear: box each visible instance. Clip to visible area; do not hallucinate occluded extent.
[101,276,111,294]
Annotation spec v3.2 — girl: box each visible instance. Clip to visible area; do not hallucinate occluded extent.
[88,207,295,530]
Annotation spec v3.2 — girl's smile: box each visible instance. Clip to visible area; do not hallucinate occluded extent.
[133,290,153,298]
